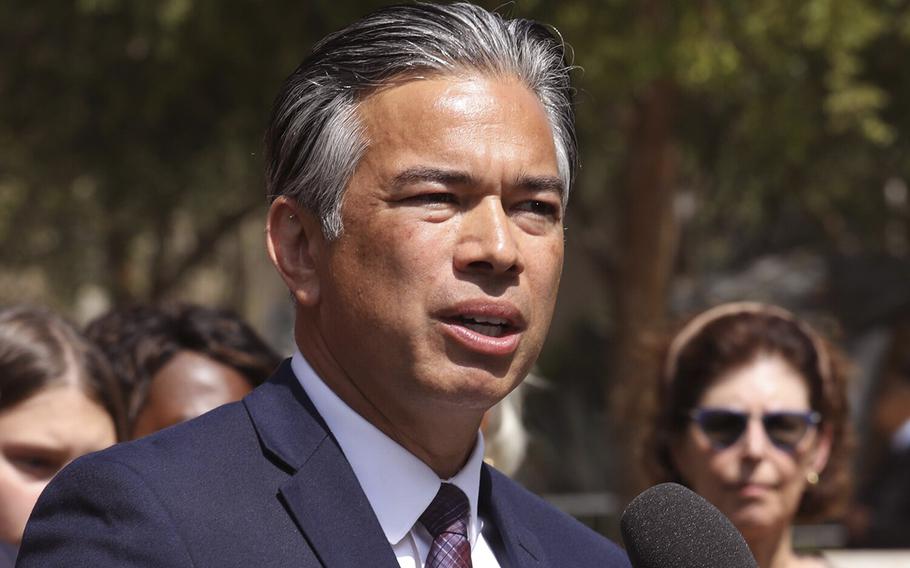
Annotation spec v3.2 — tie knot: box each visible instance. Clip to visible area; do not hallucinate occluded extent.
[419,483,470,538]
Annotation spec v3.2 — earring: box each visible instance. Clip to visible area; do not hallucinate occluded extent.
[806,470,819,485]
[288,214,296,220]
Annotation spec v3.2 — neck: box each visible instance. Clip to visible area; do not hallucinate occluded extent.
[296,326,483,479]
[744,522,798,568]
[383,411,481,478]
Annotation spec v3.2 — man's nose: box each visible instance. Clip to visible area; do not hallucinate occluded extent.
[454,197,523,276]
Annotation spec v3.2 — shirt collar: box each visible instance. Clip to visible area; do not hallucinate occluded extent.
[291,350,485,546]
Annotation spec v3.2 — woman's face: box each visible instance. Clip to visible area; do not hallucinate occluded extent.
[0,384,116,544]
[131,350,253,439]
[671,355,831,539]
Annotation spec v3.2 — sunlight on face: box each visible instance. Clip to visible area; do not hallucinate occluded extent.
[306,75,564,423]
[131,350,253,439]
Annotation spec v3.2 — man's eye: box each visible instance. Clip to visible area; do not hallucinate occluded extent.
[515,200,560,218]
[407,193,457,205]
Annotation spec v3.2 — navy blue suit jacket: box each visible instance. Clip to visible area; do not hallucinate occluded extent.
[17,360,630,567]
[0,541,15,568]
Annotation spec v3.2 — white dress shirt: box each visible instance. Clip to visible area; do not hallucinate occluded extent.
[291,351,502,568]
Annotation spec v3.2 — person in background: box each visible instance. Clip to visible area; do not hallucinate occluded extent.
[641,302,851,568]
[850,331,910,548]
[85,303,281,438]
[0,306,125,549]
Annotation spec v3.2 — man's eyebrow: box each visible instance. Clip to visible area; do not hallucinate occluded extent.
[516,175,565,198]
[390,167,565,198]
[391,167,474,188]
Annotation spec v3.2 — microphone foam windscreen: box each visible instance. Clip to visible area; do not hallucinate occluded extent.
[620,482,758,568]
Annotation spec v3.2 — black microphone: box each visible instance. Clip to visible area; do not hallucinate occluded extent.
[620,482,758,568]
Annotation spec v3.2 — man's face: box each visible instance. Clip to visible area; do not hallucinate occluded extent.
[308,74,564,420]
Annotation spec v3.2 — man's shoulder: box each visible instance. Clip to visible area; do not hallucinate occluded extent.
[43,365,318,517]
[55,398,265,503]
[485,467,631,567]
[16,419,230,568]
[18,398,305,567]
[94,399,252,467]
[0,540,16,568]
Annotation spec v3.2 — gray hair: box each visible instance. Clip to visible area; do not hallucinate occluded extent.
[265,2,577,239]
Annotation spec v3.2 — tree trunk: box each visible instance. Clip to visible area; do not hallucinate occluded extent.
[609,78,680,499]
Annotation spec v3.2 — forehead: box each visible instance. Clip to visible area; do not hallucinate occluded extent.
[699,355,812,409]
[355,74,559,176]
[0,385,112,443]
[150,350,251,401]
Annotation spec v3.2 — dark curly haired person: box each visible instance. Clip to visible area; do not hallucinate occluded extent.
[85,303,280,438]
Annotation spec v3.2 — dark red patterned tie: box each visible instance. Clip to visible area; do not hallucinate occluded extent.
[419,483,473,568]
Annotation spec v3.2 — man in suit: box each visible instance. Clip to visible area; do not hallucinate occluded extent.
[18,3,630,566]
[0,541,14,568]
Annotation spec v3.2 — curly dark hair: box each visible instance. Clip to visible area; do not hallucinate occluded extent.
[0,305,127,440]
[641,302,852,521]
[85,303,281,429]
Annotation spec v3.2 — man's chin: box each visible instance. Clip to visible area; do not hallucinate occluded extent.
[419,370,521,410]
[441,339,532,377]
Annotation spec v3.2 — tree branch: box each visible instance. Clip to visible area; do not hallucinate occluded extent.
[151,200,261,300]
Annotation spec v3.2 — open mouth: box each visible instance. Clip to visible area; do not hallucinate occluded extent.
[436,301,525,356]
[447,315,515,337]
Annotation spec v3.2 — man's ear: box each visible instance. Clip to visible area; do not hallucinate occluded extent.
[266,196,325,306]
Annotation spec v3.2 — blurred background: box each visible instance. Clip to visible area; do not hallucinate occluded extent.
[2,0,910,545]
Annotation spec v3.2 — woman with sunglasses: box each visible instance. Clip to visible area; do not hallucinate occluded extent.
[641,302,851,568]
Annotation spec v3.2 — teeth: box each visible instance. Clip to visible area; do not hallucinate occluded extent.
[464,315,508,325]
[462,322,507,337]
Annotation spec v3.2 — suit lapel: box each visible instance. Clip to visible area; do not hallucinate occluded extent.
[481,465,547,568]
[279,442,399,567]
[244,361,399,568]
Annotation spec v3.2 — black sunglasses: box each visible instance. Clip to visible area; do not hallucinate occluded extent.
[688,408,821,450]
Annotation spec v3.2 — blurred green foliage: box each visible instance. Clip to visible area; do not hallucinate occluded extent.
[549,0,906,262]
[0,0,390,303]
[1,0,907,306]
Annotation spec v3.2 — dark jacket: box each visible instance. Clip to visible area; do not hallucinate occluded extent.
[18,360,630,567]
[0,541,15,568]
